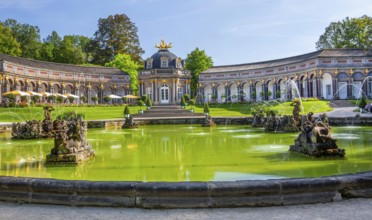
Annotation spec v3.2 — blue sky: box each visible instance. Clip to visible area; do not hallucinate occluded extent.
[0,0,371,65]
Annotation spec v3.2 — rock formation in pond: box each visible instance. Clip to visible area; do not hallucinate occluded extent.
[289,112,345,157]
[263,110,299,132]
[46,112,95,164]
[11,106,55,139]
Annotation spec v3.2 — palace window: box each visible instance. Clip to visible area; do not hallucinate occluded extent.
[161,57,168,68]
[146,87,152,99]
[146,58,153,69]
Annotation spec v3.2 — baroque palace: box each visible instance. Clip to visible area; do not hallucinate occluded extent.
[1,41,372,104]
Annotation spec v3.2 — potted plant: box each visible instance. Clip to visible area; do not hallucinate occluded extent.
[137,100,145,113]
[180,96,186,109]
[103,96,112,104]
[189,99,195,112]
[146,98,152,109]
[250,92,256,100]
[123,105,131,118]
[267,91,272,100]
[91,96,99,105]
[203,102,210,116]
[221,94,226,103]
[68,96,75,105]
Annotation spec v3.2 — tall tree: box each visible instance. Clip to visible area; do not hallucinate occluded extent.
[316,15,372,49]
[0,24,21,56]
[2,19,42,59]
[53,35,85,64]
[185,48,213,97]
[40,31,61,61]
[90,14,144,65]
[105,53,142,94]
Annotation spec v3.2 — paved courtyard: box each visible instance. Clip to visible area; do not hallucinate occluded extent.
[0,198,371,220]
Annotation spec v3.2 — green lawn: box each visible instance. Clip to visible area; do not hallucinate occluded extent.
[189,100,332,116]
[0,100,332,122]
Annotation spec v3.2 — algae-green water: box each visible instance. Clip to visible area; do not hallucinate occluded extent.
[0,125,372,182]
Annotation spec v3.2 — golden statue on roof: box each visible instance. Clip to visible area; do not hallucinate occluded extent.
[155,40,172,49]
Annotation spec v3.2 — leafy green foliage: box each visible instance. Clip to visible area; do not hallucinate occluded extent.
[358,95,367,109]
[89,14,144,65]
[103,96,112,104]
[56,111,84,120]
[105,53,141,94]
[185,48,213,97]
[316,15,372,49]
[203,103,210,114]
[146,98,152,107]
[0,24,21,56]
[180,96,186,106]
[2,19,42,59]
[124,105,130,116]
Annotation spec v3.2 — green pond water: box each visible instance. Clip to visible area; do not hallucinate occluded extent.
[0,125,371,182]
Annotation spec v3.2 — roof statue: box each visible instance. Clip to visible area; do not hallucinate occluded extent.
[155,40,172,50]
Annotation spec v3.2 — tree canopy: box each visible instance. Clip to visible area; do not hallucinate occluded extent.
[0,24,21,56]
[184,48,213,97]
[316,15,372,50]
[105,53,142,94]
[2,19,42,59]
[89,14,144,65]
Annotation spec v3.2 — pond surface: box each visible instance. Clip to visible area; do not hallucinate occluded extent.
[0,125,372,182]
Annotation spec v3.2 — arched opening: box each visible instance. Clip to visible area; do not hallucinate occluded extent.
[337,73,348,99]
[255,81,262,101]
[230,83,238,102]
[322,73,333,99]
[203,84,212,103]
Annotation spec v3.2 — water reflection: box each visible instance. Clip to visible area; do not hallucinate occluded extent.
[0,126,372,182]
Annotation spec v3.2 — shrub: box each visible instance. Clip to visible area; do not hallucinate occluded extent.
[183,94,190,102]
[31,95,40,104]
[21,95,28,102]
[91,96,99,104]
[18,102,29,108]
[137,100,145,109]
[122,97,128,103]
[189,99,195,106]
[180,96,186,107]
[204,103,210,114]
[68,96,75,104]
[124,105,131,117]
[141,95,148,103]
[56,111,85,120]
[358,95,367,109]
[146,98,152,107]
[56,96,64,104]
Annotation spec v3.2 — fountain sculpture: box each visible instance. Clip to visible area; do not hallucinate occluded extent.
[46,111,95,164]
[122,115,138,129]
[289,112,345,157]
[11,106,55,139]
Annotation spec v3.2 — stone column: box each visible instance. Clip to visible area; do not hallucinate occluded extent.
[154,79,158,105]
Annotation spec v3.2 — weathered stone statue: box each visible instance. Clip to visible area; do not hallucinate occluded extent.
[289,112,345,157]
[12,120,43,139]
[201,115,216,127]
[46,112,95,164]
[252,110,265,127]
[11,106,55,139]
[122,115,138,129]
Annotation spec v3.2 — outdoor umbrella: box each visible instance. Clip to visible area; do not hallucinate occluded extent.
[123,94,139,99]
[64,93,79,99]
[108,94,122,99]
[54,93,68,98]
[3,90,30,96]
[41,92,55,97]
[26,91,43,97]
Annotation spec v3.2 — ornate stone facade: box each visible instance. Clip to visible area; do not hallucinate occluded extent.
[0,54,131,104]
[199,49,372,103]
[1,48,372,105]
[138,40,191,105]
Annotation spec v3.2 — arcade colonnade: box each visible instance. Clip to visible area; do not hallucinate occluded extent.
[198,49,372,103]
[0,54,131,104]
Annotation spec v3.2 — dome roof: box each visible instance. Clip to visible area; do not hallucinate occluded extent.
[145,49,183,69]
